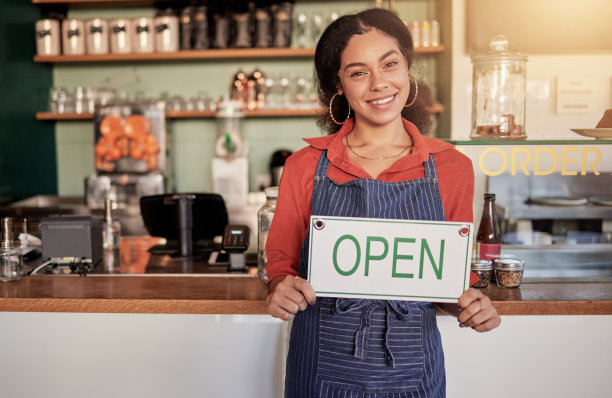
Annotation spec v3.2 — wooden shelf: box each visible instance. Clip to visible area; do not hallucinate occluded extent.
[34,45,444,63]
[32,0,189,7]
[34,48,316,63]
[36,112,93,120]
[37,104,444,121]
[32,0,410,6]
[36,108,323,120]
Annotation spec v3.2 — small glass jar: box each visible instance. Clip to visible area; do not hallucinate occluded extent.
[470,35,528,140]
[493,258,525,288]
[1,218,23,282]
[471,259,493,288]
[257,186,278,283]
[0,245,23,282]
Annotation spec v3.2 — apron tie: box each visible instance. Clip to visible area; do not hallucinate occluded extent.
[333,299,411,368]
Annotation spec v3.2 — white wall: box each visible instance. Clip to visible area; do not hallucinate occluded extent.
[450,0,612,140]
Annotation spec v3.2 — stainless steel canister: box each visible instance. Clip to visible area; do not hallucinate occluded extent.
[85,18,109,54]
[132,17,154,53]
[154,15,179,52]
[62,18,85,55]
[35,19,60,56]
[110,18,133,54]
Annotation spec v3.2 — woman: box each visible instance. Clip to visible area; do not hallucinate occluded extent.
[266,8,501,397]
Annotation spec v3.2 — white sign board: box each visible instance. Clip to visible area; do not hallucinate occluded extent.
[556,77,596,115]
[307,216,473,303]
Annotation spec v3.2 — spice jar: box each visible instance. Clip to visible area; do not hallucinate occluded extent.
[470,35,528,140]
[257,186,278,283]
[471,259,493,288]
[493,258,525,288]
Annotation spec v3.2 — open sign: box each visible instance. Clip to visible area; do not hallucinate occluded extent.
[307,216,473,303]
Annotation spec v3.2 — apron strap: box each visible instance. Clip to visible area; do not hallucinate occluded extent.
[317,150,437,180]
[314,149,331,181]
[423,154,438,179]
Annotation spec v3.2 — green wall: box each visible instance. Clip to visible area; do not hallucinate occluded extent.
[0,0,56,202]
[50,1,439,195]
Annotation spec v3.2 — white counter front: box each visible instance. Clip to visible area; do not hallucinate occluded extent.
[1,312,610,398]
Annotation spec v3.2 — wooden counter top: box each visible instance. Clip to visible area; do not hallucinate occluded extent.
[1,274,611,315]
[0,236,609,315]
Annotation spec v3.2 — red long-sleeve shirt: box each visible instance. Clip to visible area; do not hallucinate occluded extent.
[266,118,475,283]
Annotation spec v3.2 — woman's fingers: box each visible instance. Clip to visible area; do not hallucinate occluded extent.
[266,275,315,321]
[457,288,502,332]
[293,277,316,305]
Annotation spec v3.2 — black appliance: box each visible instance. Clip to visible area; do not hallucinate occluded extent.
[140,193,228,257]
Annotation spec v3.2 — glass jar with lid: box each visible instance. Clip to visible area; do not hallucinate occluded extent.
[470,35,528,140]
[257,186,278,283]
[470,259,493,288]
[493,258,525,288]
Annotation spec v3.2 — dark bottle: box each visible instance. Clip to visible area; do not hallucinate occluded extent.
[475,193,501,267]
[180,6,194,50]
[192,5,209,49]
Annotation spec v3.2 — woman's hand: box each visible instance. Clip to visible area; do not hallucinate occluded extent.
[456,288,501,332]
[266,274,316,321]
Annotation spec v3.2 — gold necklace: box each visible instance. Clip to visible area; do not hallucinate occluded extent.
[345,134,412,161]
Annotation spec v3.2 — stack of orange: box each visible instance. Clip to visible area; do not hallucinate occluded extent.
[95,114,160,172]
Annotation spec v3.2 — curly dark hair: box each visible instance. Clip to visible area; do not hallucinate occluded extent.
[314,8,432,135]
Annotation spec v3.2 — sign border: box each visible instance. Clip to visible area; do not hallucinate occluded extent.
[307,216,473,302]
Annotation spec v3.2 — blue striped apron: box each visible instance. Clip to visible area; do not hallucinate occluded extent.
[285,150,447,397]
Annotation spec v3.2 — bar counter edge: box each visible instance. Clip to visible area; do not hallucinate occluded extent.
[1,275,611,315]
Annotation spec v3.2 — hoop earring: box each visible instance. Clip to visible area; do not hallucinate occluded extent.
[404,76,418,108]
[329,93,351,125]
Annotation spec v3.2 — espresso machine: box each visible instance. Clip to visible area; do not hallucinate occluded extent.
[489,173,612,278]
[85,102,166,235]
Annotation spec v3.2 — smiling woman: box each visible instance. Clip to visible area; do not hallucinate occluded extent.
[314,8,433,136]
[264,8,500,398]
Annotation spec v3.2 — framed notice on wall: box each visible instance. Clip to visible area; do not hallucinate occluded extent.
[466,0,612,54]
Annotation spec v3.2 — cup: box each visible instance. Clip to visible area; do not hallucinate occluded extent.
[85,18,109,54]
[35,19,60,56]
[62,18,85,55]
